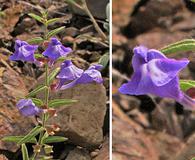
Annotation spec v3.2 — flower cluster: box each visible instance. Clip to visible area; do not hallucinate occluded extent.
[10,38,103,116]
[119,46,195,110]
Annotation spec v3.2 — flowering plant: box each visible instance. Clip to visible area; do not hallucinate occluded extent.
[2,9,103,160]
[119,39,195,110]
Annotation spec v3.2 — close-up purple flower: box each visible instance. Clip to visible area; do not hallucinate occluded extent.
[9,40,38,62]
[16,99,42,116]
[56,60,103,90]
[43,38,72,63]
[119,46,195,110]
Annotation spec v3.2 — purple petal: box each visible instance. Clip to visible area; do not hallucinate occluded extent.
[59,79,78,90]
[56,60,83,89]
[43,38,72,61]
[10,40,37,62]
[147,49,166,61]
[179,94,195,110]
[119,71,142,95]
[132,46,148,72]
[148,58,189,86]
[76,68,103,84]
[16,99,42,116]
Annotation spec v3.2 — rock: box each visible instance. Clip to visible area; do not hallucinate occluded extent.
[66,148,91,160]
[113,118,158,160]
[0,66,35,152]
[112,117,184,160]
[0,154,8,160]
[93,136,109,160]
[48,83,107,148]
[174,133,195,160]
[136,31,189,49]
[34,75,107,149]
[112,0,139,27]
[123,0,184,37]
[70,0,109,19]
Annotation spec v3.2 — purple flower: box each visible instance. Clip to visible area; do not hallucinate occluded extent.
[43,38,72,62]
[16,99,42,116]
[119,46,195,110]
[56,60,103,90]
[10,40,38,62]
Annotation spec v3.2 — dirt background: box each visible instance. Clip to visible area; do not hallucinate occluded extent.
[112,0,195,160]
[0,0,109,159]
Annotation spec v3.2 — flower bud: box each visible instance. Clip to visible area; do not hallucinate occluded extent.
[33,145,41,153]
[44,145,53,154]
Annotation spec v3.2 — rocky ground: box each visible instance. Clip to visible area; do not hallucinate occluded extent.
[112,0,195,160]
[0,0,109,159]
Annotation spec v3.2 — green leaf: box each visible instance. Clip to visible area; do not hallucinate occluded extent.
[40,132,49,144]
[180,80,195,91]
[31,98,44,106]
[99,52,109,68]
[2,136,36,144]
[28,13,44,23]
[48,67,60,84]
[48,99,78,108]
[21,144,30,160]
[18,126,44,145]
[27,37,44,44]
[191,0,195,2]
[46,26,65,39]
[43,136,68,144]
[160,39,195,54]
[35,54,44,59]
[27,85,48,97]
[46,18,60,26]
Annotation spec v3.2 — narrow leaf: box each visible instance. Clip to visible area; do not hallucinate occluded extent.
[48,67,60,84]
[27,85,47,97]
[27,37,44,44]
[2,136,36,144]
[46,26,65,39]
[18,126,44,145]
[31,98,44,106]
[40,132,49,145]
[180,80,195,91]
[43,136,68,144]
[48,99,78,108]
[160,39,195,54]
[99,52,109,68]
[46,18,60,25]
[22,144,29,160]
[35,54,44,59]
[28,13,44,23]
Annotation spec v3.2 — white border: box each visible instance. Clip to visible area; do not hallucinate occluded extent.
[109,0,112,159]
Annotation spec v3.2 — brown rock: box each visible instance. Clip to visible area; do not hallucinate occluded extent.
[136,31,189,49]
[48,83,107,148]
[0,67,35,152]
[66,148,91,160]
[112,119,158,160]
[93,136,109,160]
[0,154,8,160]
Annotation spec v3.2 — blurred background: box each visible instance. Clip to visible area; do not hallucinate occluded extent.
[112,0,195,160]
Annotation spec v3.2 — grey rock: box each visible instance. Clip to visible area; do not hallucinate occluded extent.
[70,0,109,19]
[66,148,91,160]
[36,81,107,148]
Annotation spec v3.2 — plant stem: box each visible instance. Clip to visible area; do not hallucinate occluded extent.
[31,12,50,160]
[81,0,107,40]
[65,0,107,41]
